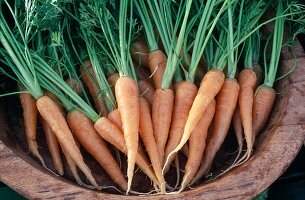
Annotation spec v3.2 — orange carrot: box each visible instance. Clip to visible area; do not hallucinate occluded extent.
[163,69,225,171]
[138,80,155,106]
[107,72,120,95]
[19,92,46,167]
[139,97,165,193]
[108,108,123,129]
[252,85,276,137]
[163,82,198,174]
[152,88,174,165]
[39,116,64,176]
[115,76,140,193]
[131,36,149,67]
[80,60,108,116]
[232,107,243,164]
[180,99,216,191]
[94,117,159,187]
[238,69,257,160]
[36,96,100,189]
[67,109,128,191]
[192,78,239,183]
[148,50,167,89]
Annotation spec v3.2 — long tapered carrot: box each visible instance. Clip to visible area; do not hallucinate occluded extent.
[107,72,120,95]
[131,36,150,68]
[163,81,198,174]
[138,80,155,106]
[80,60,108,116]
[139,97,166,193]
[232,107,244,165]
[36,96,100,189]
[148,50,167,89]
[152,88,174,165]
[19,93,46,167]
[180,99,216,192]
[191,78,239,183]
[94,117,159,187]
[39,116,64,176]
[163,69,225,172]
[238,69,257,160]
[115,76,140,193]
[67,109,128,191]
[252,85,276,137]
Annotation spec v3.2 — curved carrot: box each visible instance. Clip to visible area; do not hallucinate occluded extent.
[180,99,215,192]
[192,78,239,183]
[19,93,46,167]
[163,82,198,174]
[138,80,155,106]
[232,107,244,165]
[36,96,100,189]
[107,72,120,95]
[67,109,128,191]
[163,69,225,171]
[252,85,276,138]
[80,60,108,116]
[39,116,64,176]
[152,88,174,165]
[238,69,257,160]
[148,50,167,89]
[139,97,166,193]
[131,36,149,67]
[115,76,140,193]
[94,117,159,187]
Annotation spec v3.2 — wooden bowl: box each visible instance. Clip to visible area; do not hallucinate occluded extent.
[1,40,305,200]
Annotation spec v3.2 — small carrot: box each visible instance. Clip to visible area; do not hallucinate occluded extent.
[108,108,123,129]
[67,109,128,191]
[253,64,263,87]
[39,115,64,176]
[252,85,276,137]
[94,117,159,187]
[163,69,225,171]
[192,78,239,182]
[138,80,155,106]
[19,92,46,167]
[180,99,215,192]
[80,60,109,116]
[152,88,174,164]
[36,96,100,189]
[139,97,165,193]
[65,77,84,96]
[148,50,167,89]
[107,72,120,95]
[115,77,140,192]
[163,81,198,174]
[130,36,150,68]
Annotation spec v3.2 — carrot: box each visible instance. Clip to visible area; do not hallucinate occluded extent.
[94,117,159,187]
[152,88,174,165]
[232,107,244,164]
[252,85,276,137]
[65,77,83,96]
[163,69,225,171]
[238,69,257,160]
[108,108,123,129]
[179,99,215,192]
[253,64,263,87]
[191,78,239,183]
[80,60,109,116]
[139,97,166,193]
[36,96,100,189]
[138,80,155,106]
[131,36,149,68]
[148,50,167,89]
[67,109,128,191]
[134,66,154,85]
[19,92,46,167]
[39,116,64,176]
[163,82,198,174]
[115,76,140,193]
[107,72,120,95]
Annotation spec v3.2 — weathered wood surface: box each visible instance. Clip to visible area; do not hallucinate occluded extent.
[0,41,305,199]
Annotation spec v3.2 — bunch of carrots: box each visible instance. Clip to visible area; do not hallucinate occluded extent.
[0,0,304,195]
